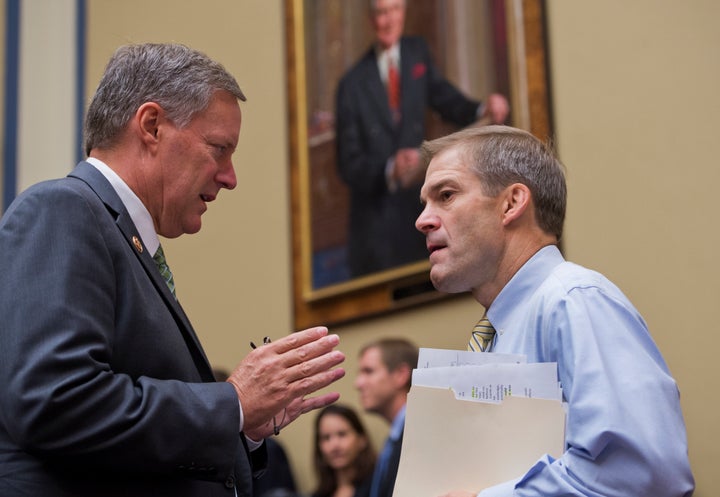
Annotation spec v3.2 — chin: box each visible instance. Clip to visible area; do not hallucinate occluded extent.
[183,219,203,235]
[430,270,464,295]
[429,268,448,291]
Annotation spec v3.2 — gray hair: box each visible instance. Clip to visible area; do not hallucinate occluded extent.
[421,125,567,240]
[84,43,245,156]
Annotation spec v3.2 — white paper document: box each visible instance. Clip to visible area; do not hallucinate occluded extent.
[417,347,526,368]
[412,362,562,403]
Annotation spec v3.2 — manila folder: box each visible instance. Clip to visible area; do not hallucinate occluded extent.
[392,386,565,497]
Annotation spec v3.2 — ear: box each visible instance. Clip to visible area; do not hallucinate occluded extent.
[135,102,164,149]
[501,183,531,226]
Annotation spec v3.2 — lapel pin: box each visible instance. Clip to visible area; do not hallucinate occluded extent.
[132,236,144,253]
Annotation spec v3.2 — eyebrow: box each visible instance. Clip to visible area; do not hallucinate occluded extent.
[420,178,453,204]
[205,131,238,148]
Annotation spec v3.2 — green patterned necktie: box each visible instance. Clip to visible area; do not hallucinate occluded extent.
[468,315,495,352]
[153,245,176,299]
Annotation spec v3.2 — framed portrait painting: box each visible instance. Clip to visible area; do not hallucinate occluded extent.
[286,0,552,329]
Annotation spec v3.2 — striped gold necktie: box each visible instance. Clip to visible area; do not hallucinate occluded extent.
[153,245,176,299]
[468,315,495,352]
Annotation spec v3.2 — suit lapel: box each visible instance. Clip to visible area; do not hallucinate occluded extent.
[68,162,216,382]
[358,48,396,129]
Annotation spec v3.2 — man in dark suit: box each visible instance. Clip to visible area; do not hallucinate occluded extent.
[0,43,345,497]
[335,0,509,277]
[354,338,418,497]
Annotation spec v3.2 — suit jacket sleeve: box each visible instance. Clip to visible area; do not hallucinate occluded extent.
[407,36,481,126]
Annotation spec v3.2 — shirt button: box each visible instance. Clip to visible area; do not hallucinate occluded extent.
[225,476,235,489]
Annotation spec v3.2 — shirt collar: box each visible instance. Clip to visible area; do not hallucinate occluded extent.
[375,42,400,59]
[375,43,400,79]
[488,245,565,330]
[85,157,160,256]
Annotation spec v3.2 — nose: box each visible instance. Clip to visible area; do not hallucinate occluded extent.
[415,205,437,234]
[325,436,341,452]
[217,160,237,190]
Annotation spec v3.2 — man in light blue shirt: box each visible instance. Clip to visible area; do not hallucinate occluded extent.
[415,125,694,496]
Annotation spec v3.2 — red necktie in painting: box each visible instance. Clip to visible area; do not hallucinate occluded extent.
[387,57,400,122]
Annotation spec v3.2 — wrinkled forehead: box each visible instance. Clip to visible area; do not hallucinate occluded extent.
[421,148,472,195]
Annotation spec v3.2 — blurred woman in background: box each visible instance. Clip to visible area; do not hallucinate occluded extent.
[312,404,376,497]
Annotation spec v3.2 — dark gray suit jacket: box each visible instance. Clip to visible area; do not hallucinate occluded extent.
[0,162,265,496]
[336,36,480,277]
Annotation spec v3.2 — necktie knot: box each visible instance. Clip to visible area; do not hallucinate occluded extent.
[468,315,495,352]
[153,245,176,299]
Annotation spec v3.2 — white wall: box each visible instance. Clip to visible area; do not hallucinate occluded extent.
[17,0,78,193]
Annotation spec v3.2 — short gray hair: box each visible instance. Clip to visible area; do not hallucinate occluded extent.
[84,43,245,156]
[421,125,567,240]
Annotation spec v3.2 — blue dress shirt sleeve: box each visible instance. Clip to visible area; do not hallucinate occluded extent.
[485,246,694,496]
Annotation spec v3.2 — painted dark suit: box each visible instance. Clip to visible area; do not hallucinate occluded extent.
[336,36,481,277]
[0,162,265,496]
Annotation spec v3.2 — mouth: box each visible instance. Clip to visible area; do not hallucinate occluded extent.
[200,193,216,203]
[427,243,446,255]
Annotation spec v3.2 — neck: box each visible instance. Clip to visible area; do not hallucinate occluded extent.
[381,395,406,424]
[90,147,158,230]
[472,232,557,309]
[335,466,357,487]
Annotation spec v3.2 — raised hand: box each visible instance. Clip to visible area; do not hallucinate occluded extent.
[226,326,345,437]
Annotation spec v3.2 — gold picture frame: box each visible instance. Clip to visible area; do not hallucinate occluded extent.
[286,0,552,329]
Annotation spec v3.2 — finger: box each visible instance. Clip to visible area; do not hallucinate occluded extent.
[278,334,342,370]
[282,391,341,429]
[299,391,341,415]
[269,327,330,356]
[285,348,345,385]
[287,366,346,400]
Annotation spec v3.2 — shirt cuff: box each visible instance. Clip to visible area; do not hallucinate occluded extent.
[245,435,264,452]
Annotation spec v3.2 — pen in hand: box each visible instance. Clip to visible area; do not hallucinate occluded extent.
[250,336,272,349]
